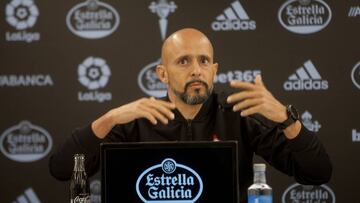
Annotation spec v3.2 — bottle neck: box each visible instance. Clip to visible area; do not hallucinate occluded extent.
[73,157,85,171]
[253,171,266,184]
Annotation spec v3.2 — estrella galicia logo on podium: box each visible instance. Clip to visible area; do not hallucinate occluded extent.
[5,0,40,42]
[66,0,120,39]
[278,0,332,34]
[0,121,52,163]
[136,158,203,202]
[77,56,112,102]
[282,183,335,203]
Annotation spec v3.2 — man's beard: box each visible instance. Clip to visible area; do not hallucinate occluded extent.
[171,79,213,105]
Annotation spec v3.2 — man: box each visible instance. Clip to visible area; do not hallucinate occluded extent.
[49,28,332,202]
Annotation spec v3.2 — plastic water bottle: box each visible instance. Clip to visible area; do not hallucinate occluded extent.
[247,163,272,203]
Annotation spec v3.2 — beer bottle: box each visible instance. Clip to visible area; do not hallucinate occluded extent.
[70,154,90,203]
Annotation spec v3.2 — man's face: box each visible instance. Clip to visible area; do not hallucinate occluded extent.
[160,32,218,105]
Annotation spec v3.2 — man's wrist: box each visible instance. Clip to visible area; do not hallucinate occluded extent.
[91,110,116,139]
[278,104,300,130]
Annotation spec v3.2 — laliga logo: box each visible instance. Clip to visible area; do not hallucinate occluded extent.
[136,158,203,202]
[278,0,332,34]
[282,183,335,203]
[78,56,111,90]
[6,0,39,30]
[77,56,112,102]
[66,0,120,39]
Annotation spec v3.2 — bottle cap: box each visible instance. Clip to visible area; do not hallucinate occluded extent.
[253,163,266,172]
[74,154,85,159]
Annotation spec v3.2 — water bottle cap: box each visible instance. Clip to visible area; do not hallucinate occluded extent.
[253,163,266,172]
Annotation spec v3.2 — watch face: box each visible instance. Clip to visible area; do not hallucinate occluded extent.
[289,105,299,120]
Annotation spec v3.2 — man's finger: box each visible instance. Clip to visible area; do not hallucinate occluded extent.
[141,105,169,124]
[229,80,257,90]
[233,98,263,112]
[148,100,175,120]
[227,91,261,104]
[141,111,157,125]
[155,99,176,109]
[240,105,262,117]
[255,75,264,86]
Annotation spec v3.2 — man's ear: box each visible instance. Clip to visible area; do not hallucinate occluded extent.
[156,64,168,84]
[213,62,218,81]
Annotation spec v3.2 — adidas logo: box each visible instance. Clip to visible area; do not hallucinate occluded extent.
[283,60,329,91]
[348,6,360,17]
[13,188,41,203]
[211,0,256,31]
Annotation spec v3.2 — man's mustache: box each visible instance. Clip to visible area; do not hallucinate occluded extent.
[184,80,209,90]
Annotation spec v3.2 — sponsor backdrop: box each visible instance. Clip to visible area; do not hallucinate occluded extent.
[0,0,359,202]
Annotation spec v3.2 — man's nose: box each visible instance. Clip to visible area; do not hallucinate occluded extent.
[191,61,202,77]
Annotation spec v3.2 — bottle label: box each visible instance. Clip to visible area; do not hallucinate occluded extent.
[248,195,272,203]
[71,194,90,203]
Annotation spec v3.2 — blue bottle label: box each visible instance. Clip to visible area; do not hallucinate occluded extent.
[248,195,272,203]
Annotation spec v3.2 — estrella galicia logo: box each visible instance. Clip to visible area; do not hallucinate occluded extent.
[0,121,52,163]
[138,59,167,97]
[282,183,335,203]
[5,0,41,42]
[78,56,112,102]
[136,158,203,202]
[278,0,332,34]
[66,0,120,39]
[351,61,360,89]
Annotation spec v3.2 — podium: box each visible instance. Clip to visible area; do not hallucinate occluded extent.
[100,141,239,203]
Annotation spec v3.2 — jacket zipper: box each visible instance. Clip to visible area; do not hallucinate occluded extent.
[186,119,193,140]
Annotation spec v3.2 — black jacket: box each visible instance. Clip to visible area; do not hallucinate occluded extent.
[49,92,332,202]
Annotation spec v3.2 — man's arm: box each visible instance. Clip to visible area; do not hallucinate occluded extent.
[49,97,176,180]
[227,75,301,139]
[92,97,176,138]
[227,75,332,184]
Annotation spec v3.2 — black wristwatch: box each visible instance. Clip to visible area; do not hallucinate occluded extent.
[278,104,299,130]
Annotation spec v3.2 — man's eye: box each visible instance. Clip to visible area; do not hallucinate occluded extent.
[201,57,209,64]
[179,58,188,65]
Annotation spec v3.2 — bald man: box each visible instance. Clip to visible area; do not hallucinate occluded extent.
[49,28,332,202]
